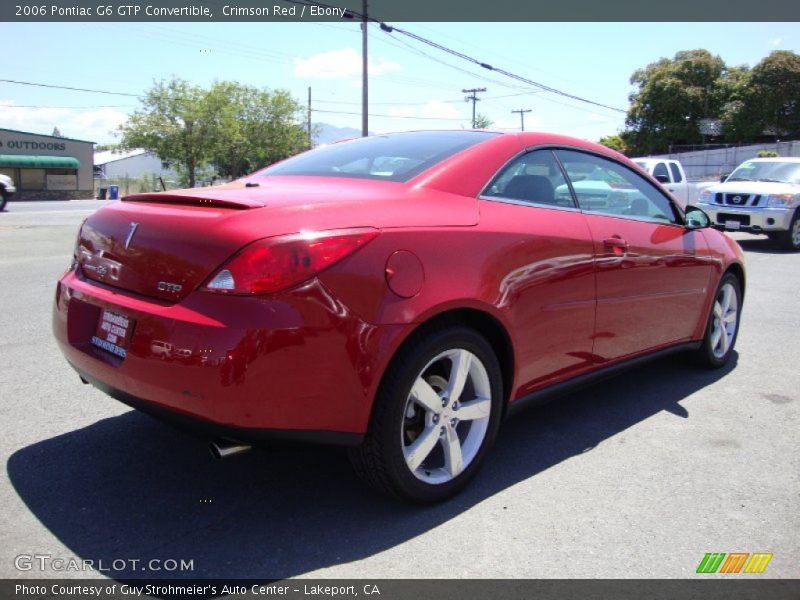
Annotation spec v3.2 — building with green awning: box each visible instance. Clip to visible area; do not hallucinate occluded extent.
[0,155,81,169]
[0,128,94,200]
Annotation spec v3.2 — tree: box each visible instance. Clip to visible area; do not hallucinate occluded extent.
[473,113,493,129]
[620,49,800,152]
[202,81,309,179]
[597,134,628,154]
[52,127,63,138]
[624,50,727,155]
[119,77,309,186]
[748,51,800,139]
[119,78,211,188]
[716,65,758,142]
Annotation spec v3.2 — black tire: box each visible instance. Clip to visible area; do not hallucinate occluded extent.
[691,272,742,369]
[0,189,8,212]
[349,325,504,503]
[775,210,800,251]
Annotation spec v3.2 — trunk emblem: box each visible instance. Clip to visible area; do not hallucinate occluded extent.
[157,281,183,293]
[124,222,139,249]
[84,264,108,277]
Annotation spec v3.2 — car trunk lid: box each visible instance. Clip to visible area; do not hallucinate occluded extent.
[78,178,478,302]
[77,200,258,302]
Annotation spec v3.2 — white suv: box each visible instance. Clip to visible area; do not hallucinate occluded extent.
[0,174,16,211]
[694,157,800,251]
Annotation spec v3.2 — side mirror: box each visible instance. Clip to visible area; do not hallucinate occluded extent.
[685,205,711,229]
[720,173,730,183]
[654,174,670,184]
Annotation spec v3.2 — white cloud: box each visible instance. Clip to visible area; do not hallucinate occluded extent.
[294,48,401,79]
[0,101,127,143]
[71,108,128,137]
[386,106,417,118]
[385,101,461,122]
[420,101,460,120]
[492,116,542,132]
[770,37,783,47]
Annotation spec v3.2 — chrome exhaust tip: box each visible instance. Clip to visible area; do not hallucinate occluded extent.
[209,438,252,459]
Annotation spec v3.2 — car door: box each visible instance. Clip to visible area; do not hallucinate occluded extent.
[555,149,715,362]
[480,149,597,392]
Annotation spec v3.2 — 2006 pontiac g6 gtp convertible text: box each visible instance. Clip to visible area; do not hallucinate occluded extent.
[53,131,745,502]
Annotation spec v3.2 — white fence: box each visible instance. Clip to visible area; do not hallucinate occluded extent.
[647,141,800,180]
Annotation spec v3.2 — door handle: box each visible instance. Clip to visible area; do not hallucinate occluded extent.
[603,236,629,253]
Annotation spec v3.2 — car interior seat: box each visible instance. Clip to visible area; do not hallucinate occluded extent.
[503,175,556,205]
[627,197,650,217]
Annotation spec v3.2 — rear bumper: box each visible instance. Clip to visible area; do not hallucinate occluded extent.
[73,365,363,445]
[53,269,406,437]
[695,202,794,232]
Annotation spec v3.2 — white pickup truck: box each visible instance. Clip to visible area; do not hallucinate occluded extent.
[633,158,703,208]
[693,157,800,251]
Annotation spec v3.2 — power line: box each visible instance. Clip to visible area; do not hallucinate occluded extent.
[116,24,293,65]
[282,0,626,114]
[409,23,587,91]
[387,27,626,113]
[1,104,136,109]
[374,25,531,94]
[0,80,469,124]
[0,79,142,98]
[312,108,464,121]
[313,90,542,107]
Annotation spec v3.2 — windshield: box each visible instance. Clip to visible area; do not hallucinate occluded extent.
[727,161,800,184]
[258,131,499,182]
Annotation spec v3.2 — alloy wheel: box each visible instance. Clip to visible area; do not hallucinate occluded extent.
[710,282,739,359]
[401,348,492,485]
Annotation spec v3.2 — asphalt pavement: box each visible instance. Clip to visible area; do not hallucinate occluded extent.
[0,199,797,580]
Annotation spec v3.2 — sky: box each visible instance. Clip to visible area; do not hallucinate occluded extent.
[1,21,799,144]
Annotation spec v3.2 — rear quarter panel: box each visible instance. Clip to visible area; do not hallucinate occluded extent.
[318,200,597,402]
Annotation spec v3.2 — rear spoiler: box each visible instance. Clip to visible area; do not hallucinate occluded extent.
[122,191,265,209]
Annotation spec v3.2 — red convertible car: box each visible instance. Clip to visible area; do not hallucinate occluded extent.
[53,131,744,502]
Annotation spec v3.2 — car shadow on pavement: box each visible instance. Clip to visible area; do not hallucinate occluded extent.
[8,353,736,583]
[735,237,791,254]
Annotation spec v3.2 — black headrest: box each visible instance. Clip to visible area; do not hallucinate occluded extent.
[503,175,555,203]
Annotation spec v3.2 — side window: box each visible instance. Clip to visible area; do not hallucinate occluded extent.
[669,162,683,183]
[483,149,575,208]
[554,150,680,225]
[652,162,670,181]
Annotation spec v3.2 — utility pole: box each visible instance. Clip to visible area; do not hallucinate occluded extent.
[463,87,486,129]
[511,108,532,131]
[361,0,368,137]
[307,86,312,146]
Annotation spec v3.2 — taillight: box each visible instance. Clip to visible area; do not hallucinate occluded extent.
[202,228,379,295]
